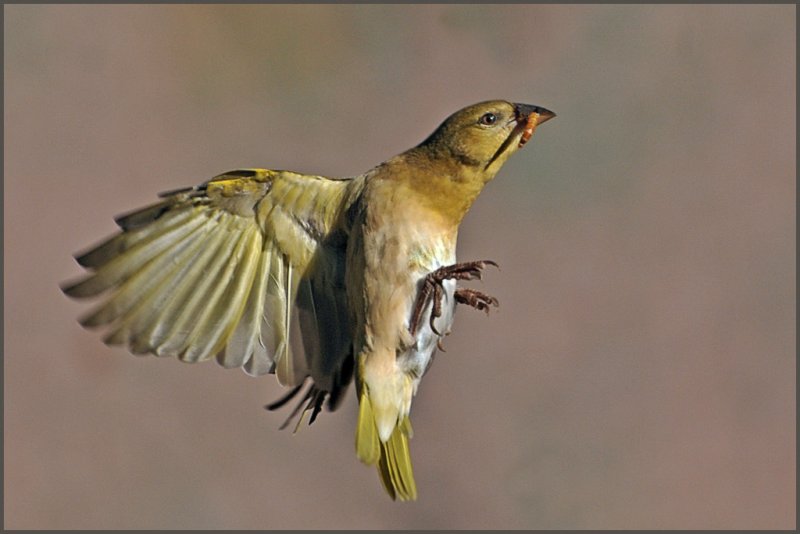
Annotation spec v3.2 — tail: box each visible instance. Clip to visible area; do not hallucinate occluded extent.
[355,389,417,501]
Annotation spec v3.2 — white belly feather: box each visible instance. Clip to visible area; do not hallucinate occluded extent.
[404,278,455,381]
[399,256,457,388]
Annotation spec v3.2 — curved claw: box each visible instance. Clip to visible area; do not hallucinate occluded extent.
[409,259,500,337]
[454,288,499,315]
[429,320,442,337]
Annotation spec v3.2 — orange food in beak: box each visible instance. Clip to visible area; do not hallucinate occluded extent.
[519,113,541,148]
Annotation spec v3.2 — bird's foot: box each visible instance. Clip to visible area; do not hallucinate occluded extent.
[409,260,499,337]
[454,287,499,314]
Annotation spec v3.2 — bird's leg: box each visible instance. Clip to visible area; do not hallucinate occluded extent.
[409,260,499,337]
[409,279,435,337]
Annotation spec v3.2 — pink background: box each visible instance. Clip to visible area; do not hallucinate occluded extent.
[4,5,795,529]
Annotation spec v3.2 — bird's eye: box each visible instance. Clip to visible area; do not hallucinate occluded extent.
[478,112,497,126]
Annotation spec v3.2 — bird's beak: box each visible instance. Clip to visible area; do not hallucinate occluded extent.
[513,103,556,148]
[514,103,556,125]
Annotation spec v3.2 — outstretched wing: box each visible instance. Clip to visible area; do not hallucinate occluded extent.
[62,168,361,392]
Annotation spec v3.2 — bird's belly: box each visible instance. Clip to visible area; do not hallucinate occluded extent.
[400,277,456,381]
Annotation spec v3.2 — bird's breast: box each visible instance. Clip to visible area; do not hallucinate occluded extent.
[355,188,460,385]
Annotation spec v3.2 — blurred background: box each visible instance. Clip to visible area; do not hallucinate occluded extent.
[4,5,795,529]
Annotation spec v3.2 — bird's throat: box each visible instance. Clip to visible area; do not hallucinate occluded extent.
[410,174,486,227]
[395,151,492,228]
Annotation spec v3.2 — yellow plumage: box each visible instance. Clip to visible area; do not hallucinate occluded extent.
[62,101,555,501]
[356,388,416,501]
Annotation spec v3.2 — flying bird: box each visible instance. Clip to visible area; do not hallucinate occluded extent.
[61,100,555,501]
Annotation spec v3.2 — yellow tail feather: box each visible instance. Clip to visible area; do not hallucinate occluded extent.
[356,389,381,465]
[356,389,417,501]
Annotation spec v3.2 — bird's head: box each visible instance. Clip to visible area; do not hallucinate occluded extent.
[419,100,555,177]
[389,100,555,226]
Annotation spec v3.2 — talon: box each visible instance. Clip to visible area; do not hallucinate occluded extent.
[429,282,443,335]
[437,338,447,352]
[454,287,499,315]
[409,259,499,336]
[409,276,435,336]
[429,320,442,336]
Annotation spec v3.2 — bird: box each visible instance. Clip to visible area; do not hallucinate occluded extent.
[61,100,555,501]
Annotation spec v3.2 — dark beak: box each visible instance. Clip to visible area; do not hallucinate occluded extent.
[487,103,556,167]
[514,103,556,124]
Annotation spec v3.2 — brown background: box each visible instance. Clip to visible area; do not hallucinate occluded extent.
[4,5,795,529]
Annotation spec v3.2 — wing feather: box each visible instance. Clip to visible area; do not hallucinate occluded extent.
[221,241,273,375]
[170,216,257,362]
[183,225,261,363]
[129,213,233,354]
[78,214,213,328]
[63,210,208,298]
[62,168,364,400]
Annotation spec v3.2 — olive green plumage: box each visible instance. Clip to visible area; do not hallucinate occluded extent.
[62,100,554,500]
